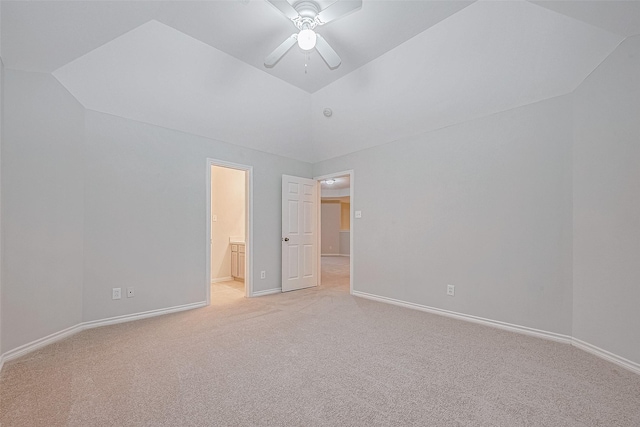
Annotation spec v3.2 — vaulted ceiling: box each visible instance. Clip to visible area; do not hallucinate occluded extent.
[2,1,638,163]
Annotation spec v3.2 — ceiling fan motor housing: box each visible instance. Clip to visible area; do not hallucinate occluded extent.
[294,1,320,18]
[265,0,362,69]
[292,1,322,30]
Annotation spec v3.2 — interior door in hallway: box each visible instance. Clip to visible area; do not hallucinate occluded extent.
[282,175,318,292]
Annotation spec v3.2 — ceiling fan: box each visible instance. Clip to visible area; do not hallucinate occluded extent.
[265,0,363,69]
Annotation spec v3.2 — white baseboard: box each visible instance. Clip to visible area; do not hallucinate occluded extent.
[210,276,233,284]
[81,301,206,330]
[572,338,640,375]
[1,323,85,368]
[0,301,206,370]
[252,288,281,297]
[2,291,638,378]
[352,291,640,375]
[321,253,341,257]
[353,291,573,344]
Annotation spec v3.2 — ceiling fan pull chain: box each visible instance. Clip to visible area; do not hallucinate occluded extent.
[305,52,310,74]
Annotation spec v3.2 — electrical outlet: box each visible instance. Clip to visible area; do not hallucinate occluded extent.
[127,287,135,298]
[112,288,121,300]
[260,271,266,279]
[447,284,455,296]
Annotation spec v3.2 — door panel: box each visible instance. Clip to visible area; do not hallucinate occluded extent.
[282,175,318,292]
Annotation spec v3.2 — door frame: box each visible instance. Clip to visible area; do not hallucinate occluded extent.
[206,158,254,304]
[314,170,354,295]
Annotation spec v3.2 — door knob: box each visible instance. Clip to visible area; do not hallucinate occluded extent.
[284,237,289,242]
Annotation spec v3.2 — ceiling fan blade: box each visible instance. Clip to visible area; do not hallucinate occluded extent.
[315,34,341,69]
[266,0,300,20]
[265,34,298,67]
[316,0,362,24]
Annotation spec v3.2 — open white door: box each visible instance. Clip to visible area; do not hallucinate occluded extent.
[282,175,318,292]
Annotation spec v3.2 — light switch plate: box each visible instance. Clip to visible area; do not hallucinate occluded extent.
[212,215,217,222]
[355,210,362,218]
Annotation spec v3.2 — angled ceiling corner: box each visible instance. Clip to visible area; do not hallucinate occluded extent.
[309,0,624,162]
[529,0,640,38]
[53,20,314,163]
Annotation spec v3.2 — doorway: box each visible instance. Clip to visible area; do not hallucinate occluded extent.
[315,171,354,294]
[206,159,253,304]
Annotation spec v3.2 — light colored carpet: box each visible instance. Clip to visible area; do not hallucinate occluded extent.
[1,256,639,426]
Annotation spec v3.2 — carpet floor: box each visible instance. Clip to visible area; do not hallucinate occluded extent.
[1,256,639,426]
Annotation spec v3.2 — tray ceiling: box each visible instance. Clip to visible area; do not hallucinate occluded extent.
[2,1,636,162]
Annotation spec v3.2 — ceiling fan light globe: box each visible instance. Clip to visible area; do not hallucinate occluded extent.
[297,29,317,51]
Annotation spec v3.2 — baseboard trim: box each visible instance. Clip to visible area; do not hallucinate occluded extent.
[210,276,233,284]
[353,291,572,343]
[252,288,282,297]
[353,291,640,375]
[0,323,83,370]
[0,301,206,370]
[3,292,638,377]
[321,253,341,257]
[81,301,206,330]
[571,338,640,375]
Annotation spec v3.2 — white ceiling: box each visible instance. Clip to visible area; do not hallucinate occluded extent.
[321,175,350,190]
[53,20,314,162]
[2,1,637,163]
[1,0,473,93]
[310,0,624,161]
[321,173,350,198]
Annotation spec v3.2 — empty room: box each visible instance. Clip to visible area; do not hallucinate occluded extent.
[1,0,639,425]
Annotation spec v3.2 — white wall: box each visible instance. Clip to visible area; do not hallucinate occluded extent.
[321,201,341,255]
[211,166,245,281]
[572,35,640,364]
[1,70,85,353]
[1,28,637,372]
[82,110,311,322]
[0,4,4,358]
[0,68,311,354]
[314,95,574,335]
[339,232,349,256]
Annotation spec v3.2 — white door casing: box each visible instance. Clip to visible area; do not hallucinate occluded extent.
[206,158,253,302]
[282,175,318,292]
